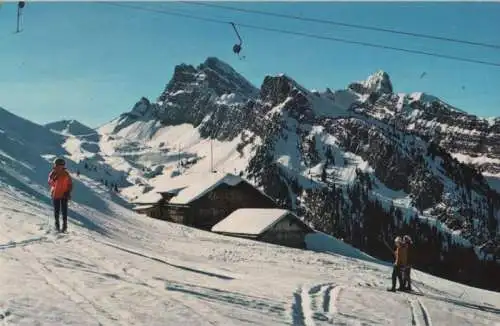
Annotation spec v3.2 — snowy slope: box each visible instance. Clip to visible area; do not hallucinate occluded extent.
[0,107,131,227]
[1,151,500,325]
[0,107,67,197]
[97,117,254,201]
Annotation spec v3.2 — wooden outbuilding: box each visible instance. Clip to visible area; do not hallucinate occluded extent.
[211,208,314,249]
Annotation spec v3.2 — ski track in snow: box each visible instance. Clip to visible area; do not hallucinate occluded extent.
[0,224,224,326]
[155,277,285,325]
[21,246,122,326]
[417,298,432,326]
[291,283,344,325]
[328,285,343,316]
[92,238,236,281]
[409,298,418,326]
[67,241,226,326]
[0,228,109,323]
[0,235,48,250]
[408,297,432,326]
[0,229,113,326]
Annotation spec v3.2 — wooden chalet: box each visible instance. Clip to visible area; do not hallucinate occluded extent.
[131,188,184,220]
[133,173,279,230]
[211,208,315,249]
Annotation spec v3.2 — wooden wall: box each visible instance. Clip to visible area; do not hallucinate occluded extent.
[186,181,278,230]
[259,213,313,249]
[145,205,171,220]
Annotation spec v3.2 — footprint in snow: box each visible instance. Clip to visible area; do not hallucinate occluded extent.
[0,310,11,320]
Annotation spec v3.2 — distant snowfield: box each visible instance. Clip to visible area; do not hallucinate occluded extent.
[1,142,500,325]
[451,152,500,166]
[450,152,500,194]
[96,118,257,201]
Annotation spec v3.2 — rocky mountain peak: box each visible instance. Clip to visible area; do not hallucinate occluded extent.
[158,57,258,103]
[260,74,309,106]
[348,70,393,95]
[364,70,393,94]
[127,97,154,119]
[198,57,245,83]
[198,57,259,98]
[162,64,198,96]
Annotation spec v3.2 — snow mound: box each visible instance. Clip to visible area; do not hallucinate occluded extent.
[305,231,381,264]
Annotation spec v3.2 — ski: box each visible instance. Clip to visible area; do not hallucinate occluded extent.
[385,288,423,295]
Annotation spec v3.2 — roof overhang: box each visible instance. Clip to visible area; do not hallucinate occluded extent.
[213,231,260,239]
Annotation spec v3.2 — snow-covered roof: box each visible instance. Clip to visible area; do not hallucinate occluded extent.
[211,208,292,235]
[151,172,277,206]
[132,204,154,210]
[132,191,162,204]
[168,172,244,205]
[159,187,187,195]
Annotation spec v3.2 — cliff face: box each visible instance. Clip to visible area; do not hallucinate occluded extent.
[350,91,500,176]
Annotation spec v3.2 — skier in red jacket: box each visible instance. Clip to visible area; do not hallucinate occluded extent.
[48,157,73,232]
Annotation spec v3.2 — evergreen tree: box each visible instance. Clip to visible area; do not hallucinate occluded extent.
[321,165,327,182]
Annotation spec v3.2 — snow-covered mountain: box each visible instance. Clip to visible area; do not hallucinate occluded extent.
[95,57,500,292]
[45,119,97,137]
[346,84,500,177]
[1,105,500,325]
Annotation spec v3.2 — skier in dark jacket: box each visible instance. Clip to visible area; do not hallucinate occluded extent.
[389,236,407,291]
[402,235,413,291]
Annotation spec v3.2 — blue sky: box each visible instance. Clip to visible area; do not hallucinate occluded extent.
[0,1,499,127]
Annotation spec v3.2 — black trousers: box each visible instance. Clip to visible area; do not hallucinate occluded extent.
[53,198,68,229]
[391,265,404,290]
[403,266,412,290]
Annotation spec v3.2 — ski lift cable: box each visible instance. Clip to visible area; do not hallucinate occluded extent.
[231,22,242,45]
[230,22,244,58]
[182,1,500,51]
[99,2,500,68]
